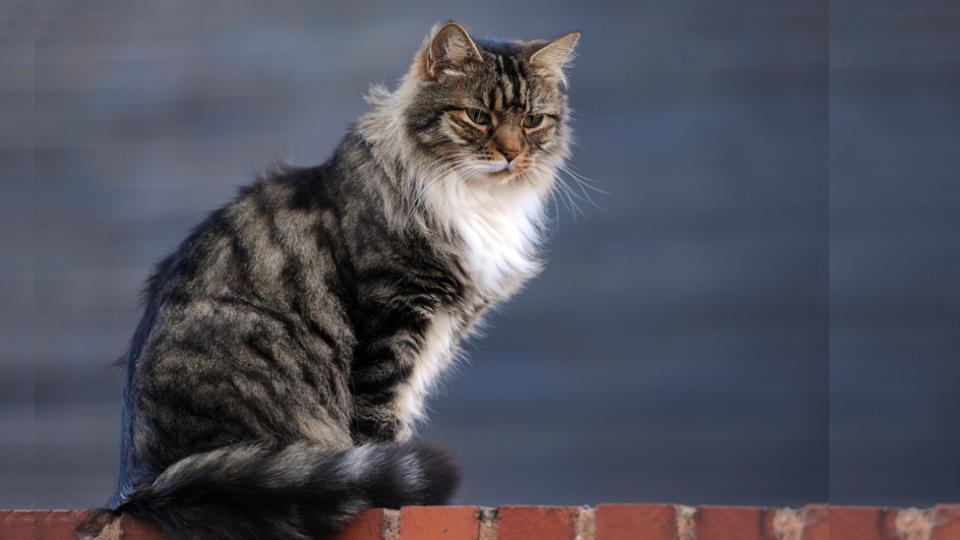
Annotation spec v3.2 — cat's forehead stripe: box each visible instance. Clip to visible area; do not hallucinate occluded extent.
[500,66,515,108]
[490,53,526,110]
[512,56,527,105]
[499,55,517,106]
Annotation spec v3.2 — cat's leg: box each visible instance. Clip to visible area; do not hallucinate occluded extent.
[349,283,463,443]
[350,310,427,443]
[352,396,414,443]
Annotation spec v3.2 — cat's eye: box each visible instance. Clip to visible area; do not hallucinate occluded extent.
[465,109,491,125]
[522,114,544,129]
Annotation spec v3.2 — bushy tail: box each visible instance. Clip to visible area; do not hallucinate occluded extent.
[91,441,459,540]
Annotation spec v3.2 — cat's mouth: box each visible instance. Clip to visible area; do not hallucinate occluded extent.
[484,167,521,183]
[469,159,515,179]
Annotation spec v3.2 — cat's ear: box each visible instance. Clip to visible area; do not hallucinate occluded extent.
[529,32,580,84]
[423,21,483,77]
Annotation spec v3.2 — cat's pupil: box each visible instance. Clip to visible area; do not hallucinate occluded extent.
[523,114,543,129]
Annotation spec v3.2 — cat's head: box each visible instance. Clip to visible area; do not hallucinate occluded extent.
[410,22,578,184]
[366,22,579,194]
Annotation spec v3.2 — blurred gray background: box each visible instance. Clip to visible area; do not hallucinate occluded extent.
[1,0,957,509]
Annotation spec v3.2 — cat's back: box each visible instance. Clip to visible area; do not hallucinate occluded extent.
[139,163,353,331]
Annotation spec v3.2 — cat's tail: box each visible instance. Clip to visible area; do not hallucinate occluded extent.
[83,441,459,540]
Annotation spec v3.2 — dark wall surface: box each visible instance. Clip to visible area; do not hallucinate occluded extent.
[1,0,956,509]
[829,0,960,503]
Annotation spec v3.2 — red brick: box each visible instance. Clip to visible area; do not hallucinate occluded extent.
[595,504,675,540]
[119,513,168,539]
[932,505,960,540]
[830,507,887,540]
[497,506,579,540]
[12,505,960,540]
[400,506,479,540]
[333,509,385,540]
[696,506,764,540]
[0,509,169,540]
[0,510,37,539]
[0,510,94,539]
[803,505,830,540]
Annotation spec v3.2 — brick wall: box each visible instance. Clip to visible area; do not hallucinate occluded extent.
[2,505,959,539]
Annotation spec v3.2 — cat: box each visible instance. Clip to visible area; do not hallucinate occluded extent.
[79,21,579,540]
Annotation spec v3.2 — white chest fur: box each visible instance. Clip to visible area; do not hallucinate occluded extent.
[440,180,545,296]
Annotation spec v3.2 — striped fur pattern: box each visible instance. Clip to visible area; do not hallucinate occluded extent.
[90,22,579,540]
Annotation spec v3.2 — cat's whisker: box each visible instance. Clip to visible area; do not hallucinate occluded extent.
[419,155,468,189]
[534,158,603,214]
[408,153,471,217]
[539,155,604,189]
[407,157,475,223]
[415,153,468,191]
[540,158,607,204]
[559,166,607,198]
[532,162,585,220]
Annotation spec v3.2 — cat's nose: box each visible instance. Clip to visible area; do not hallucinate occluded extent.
[494,129,522,162]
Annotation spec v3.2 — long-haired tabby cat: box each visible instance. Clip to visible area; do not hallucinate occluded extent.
[80,21,579,540]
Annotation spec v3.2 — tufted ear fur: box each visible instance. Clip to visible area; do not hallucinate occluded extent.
[423,21,484,77]
[529,32,580,84]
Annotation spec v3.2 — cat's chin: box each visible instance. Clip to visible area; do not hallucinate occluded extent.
[486,168,514,181]
[463,162,520,183]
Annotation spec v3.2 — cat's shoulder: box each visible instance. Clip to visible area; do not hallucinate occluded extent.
[229,161,342,213]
